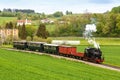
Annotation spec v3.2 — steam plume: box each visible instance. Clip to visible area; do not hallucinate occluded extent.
[83,24,100,49]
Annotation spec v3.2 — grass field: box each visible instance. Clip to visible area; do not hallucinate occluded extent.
[0,49,120,80]
[0,17,17,25]
[46,24,56,32]
[101,45,120,66]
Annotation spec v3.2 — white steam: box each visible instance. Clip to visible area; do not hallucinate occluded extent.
[83,24,100,49]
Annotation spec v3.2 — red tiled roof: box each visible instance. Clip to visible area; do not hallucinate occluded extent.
[17,20,31,23]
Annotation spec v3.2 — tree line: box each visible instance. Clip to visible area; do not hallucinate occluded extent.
[49,6,120,37]
[3,8,35,13]
[0,8,72,19]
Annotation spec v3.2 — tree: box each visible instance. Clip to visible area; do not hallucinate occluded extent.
[40,12,46,19]
[36,24,49,39]
[9,22,13,29]
[20,24,27,39]
[5,22,13,29]
[111,6,120,13]
[53,11,63,17]
[26,25,37,39]
[116,14,120,36]
[66,10,69,15]
[66,10,72,15]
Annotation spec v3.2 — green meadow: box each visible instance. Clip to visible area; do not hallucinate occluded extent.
[0,17,17,25]
[0,49,120,80]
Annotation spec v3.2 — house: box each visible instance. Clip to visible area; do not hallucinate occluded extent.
[41,18,54,24]
[0,29,18,42]
[17,19,32,26]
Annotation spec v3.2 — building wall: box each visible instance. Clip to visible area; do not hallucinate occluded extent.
[0,29,18,40]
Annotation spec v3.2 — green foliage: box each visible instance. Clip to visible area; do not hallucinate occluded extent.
[66,10,72,15]
[33,36,45,42]
[53,11,63,17]
[26,36,32,41]
[94,13,120,37]
[33,36,39,41]
[0,12,16,17]
[0,49,120,80]
[4,35,13,44]
[111,6,120,13]
[26,25,37,39]
[36,24,49,39]
[46,38,52,43]
[19,24,27,40]
[51,14,90,37]
[33,36,51,43]
[40,13,46,19]
[5,22,13,29]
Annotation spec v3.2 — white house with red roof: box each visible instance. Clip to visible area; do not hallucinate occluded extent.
[17,19,32,26]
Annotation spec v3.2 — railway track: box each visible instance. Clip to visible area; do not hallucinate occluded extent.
[6,48,120,72]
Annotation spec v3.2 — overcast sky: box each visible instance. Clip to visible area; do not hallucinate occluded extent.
[0,0,120,14]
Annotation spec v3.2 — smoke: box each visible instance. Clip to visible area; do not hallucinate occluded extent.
[83,24,100,49]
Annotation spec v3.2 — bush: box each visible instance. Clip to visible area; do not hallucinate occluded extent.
[33,36,39,41]
[46,38,52,43]
[26,36,32,41]
[33,36,52,43]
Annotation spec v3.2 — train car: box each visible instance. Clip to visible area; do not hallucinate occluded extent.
[13,41,27,50]
[44,44,59,54]
[59,45,84,58]
[59,46,75,56]
[27,41,46,52]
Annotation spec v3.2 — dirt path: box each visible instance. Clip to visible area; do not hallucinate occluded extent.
[6,48,120,72]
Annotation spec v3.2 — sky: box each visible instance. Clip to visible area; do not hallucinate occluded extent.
[0,0,120,14]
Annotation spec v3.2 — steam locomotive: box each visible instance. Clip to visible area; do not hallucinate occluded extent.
[13,41,104,63]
